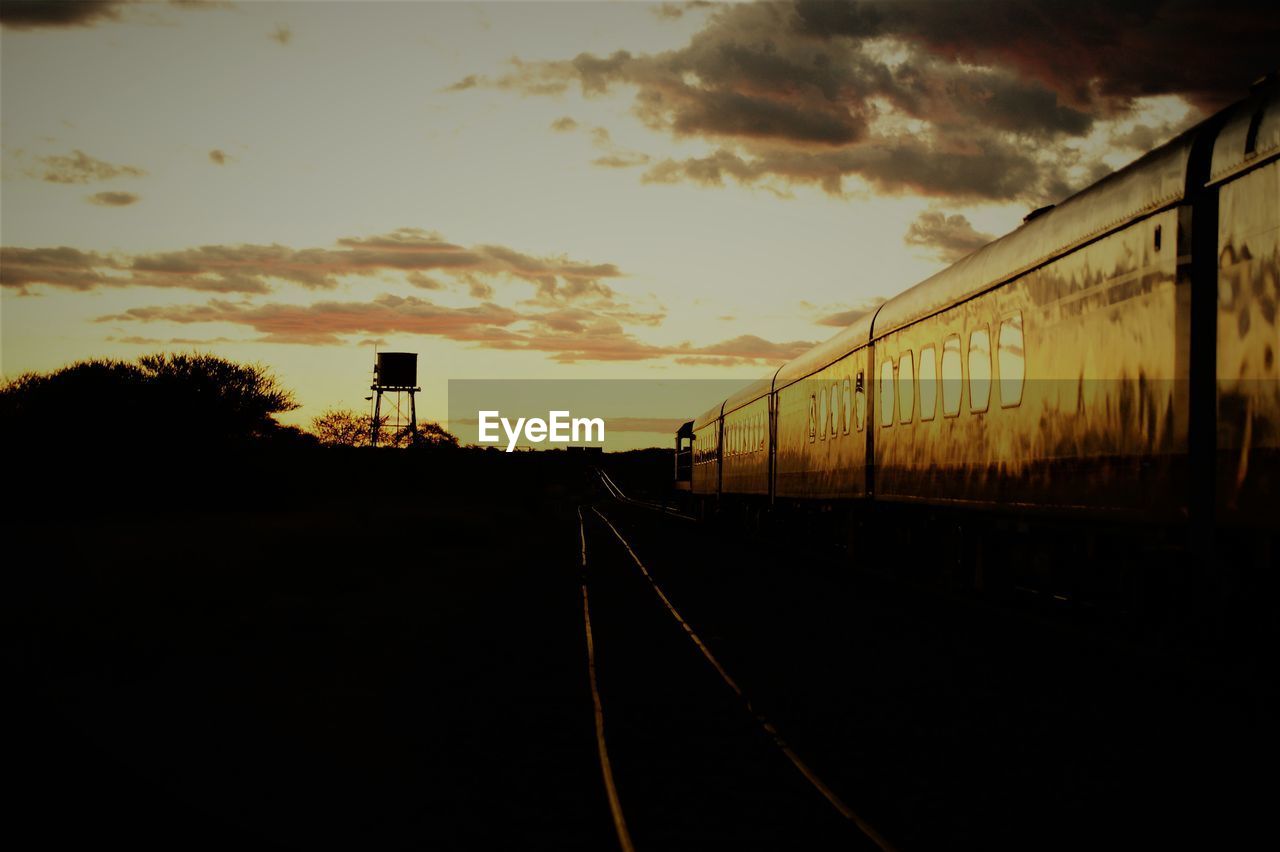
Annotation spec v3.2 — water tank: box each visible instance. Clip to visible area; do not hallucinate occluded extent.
[375,352,417,387]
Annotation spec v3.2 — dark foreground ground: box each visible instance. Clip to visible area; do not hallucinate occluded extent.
[6,450,1278,849]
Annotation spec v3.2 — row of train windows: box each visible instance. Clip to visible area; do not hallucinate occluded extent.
[724,411,766,458]
[807,374,866,440]
[698,313,1027,456]
[693,431,717,464]
[806,312,1025,440]
[878,313,1025,428]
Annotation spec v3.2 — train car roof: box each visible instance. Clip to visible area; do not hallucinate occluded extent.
[774,310,877,390]
[871,128,1199,340]
[722,372,778,416]
[692,401,724,432]
[1208,79,1279,186]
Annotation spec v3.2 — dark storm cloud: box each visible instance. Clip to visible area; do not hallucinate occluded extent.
[0,1,126,28]
[456,0,1277,202]
[2,228,625,297]
[0,0,227,29]
[792,0,1279,113]
[903,211,997,262]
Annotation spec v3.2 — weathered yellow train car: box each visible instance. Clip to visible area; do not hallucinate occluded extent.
[871,134,1192,519]
[1211,91,1280,528]
[691,402,722,499]
[679,81,1278,540]
[720,377,772,497]
[774,317,873,501]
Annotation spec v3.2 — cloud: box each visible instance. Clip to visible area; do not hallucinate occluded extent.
[26,149,146,184]
[106,334,239,345]
[208,149,231,165]
[87,191,140,206]
[455,0,1277,202]
[791,0,1278,114]
[810,296,888,328]
[0,1,226,30]
[96,294,809,366]
[0,1,127,29]
[550,116,579,132]
[405,271,445,290]
[268,23,291,45]
[903,211,996,263]
[2,227,626,296]
[444,74,481,92]
[651,2,715,22]
[0,247,116,292]
[593,153,651,169]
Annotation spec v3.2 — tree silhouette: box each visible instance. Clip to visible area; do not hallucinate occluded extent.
[311,408,459,449]
[0,352,300,452]
[311,408,377,447]
[397,420,460,449]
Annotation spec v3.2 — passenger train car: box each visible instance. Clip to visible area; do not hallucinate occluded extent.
[673,79,1278,592]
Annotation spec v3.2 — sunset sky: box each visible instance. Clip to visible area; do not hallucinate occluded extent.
[3,1,1275,443]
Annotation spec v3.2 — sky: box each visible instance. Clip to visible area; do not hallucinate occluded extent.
[3,0,1276,447]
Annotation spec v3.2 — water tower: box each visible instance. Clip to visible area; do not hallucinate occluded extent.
[369,352,421,447]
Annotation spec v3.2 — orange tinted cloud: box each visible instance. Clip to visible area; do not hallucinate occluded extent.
[96,295,809,365]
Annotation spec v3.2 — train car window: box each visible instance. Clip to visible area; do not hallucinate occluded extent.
[855,371,866,431]
[830,382,841,436]
[919,345,937,421]
[808,394,817,443]
[842,378,852,434]
[819,384,829,439]
[998,313,1025,408]
[898,350,915,424]
[942,335,962,417]
[880,359,896,427]
[969,327,992,412]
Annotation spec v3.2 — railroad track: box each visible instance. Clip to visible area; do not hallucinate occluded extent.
[594,468,697,522]
[576,500,894,850]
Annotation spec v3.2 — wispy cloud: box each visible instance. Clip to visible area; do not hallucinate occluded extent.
[95,295,810,365]
[2,228,626,297]
[25,149,146,184]
[87,190,140,206]
[903,211,996,263]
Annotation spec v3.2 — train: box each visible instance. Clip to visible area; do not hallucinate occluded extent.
[672,77,1278,603]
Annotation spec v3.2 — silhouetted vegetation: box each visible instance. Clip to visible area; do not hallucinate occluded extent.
[1,353,305,452]
[311,407,459,449]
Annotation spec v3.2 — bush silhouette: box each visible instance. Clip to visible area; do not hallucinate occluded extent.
[0,352,303,453]
[311,407,458,449]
